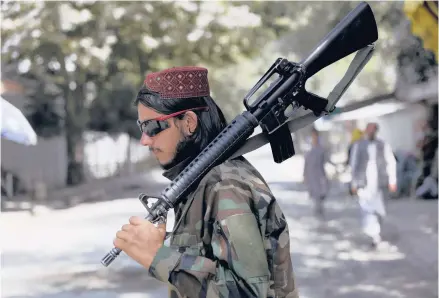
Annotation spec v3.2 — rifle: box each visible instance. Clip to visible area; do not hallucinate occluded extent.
[101,1,378,267]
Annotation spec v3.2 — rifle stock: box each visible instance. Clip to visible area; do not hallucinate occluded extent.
[302,1,378,77]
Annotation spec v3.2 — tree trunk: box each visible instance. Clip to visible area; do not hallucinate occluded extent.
[52,2,86,186]
[65,135,85,186]
[65,89,86,186]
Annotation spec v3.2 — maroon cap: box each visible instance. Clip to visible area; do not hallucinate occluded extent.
[144,66,210,99]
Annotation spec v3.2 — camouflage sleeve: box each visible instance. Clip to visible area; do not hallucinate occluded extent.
[148,178,271,297]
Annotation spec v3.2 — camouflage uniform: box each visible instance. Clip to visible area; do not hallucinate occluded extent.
[148,156,298,298]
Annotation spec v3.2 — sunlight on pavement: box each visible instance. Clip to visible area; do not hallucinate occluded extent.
[304,258,339,269]
[1,149,437,298]
[148,168,170,184]
[2,196,170,298]
[336,246,405,262]
[338,284,406,298]
[119,294,151,298]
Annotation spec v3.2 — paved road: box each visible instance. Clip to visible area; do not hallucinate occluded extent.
[2,148,437,298]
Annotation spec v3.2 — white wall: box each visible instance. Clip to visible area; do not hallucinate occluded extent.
[1,94,151,191]
[1,135,68,190]
[83,132,151,179]
[1,93,68,190]
[357,103,428,154]
[2,131,152,191]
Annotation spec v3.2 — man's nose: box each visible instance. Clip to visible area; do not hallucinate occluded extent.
[140,133,153,146]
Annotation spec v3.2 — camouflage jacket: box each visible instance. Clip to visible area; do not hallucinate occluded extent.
[148,156,298,298]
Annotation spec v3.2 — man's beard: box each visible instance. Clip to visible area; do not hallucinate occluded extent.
[160,134,196,170]
[367,134,376,140]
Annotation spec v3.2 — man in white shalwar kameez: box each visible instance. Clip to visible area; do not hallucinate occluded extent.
[350,123,397,247]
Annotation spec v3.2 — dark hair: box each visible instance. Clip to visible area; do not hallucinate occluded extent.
[134,87,228,153]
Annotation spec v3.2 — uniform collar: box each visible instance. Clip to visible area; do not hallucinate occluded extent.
[162,156,193,181]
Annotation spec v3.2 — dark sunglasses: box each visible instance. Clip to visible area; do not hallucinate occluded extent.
[137,107,209,137]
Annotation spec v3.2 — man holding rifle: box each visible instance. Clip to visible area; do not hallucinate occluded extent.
[106,2,379,296]
[113,66,298,298]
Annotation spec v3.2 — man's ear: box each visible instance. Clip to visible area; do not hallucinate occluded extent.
[183,111,198,135]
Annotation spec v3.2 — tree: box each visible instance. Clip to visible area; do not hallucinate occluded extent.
[2,2,89,185]
[1,1,291,185]
[85,1,292,125]
[213,1,437,114]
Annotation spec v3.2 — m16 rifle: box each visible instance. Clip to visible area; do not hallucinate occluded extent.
[101,1,378,267]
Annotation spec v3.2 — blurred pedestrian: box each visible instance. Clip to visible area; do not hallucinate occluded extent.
[347,128,363,165]
[347,128,363,196]
[303,128,335,217]
[415,147,438,199]
[415,119,438,199]
[350,123,397,248]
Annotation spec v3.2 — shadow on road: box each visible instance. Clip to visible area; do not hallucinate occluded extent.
[1,171,168,214]
[270,181,438,298]
[3,247,167,298]
[3,177,437,298]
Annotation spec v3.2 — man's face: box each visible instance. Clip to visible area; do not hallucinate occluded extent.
[365,123,378,139]
[311,132,319,145]
[137,104,186,166]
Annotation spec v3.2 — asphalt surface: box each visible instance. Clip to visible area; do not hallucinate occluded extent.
[2,148,437,298]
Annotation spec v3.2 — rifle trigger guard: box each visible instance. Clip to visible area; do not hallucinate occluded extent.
[152,215,167,225]
[139,193,166,216]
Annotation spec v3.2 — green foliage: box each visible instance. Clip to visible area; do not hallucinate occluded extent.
[25,81,64,138]
[212,1,437,113]
[88,77,140,139]
[3,1,434,185]
[1,1,287,184]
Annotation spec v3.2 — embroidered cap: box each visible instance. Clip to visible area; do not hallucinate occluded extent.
[144,66,210,99]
